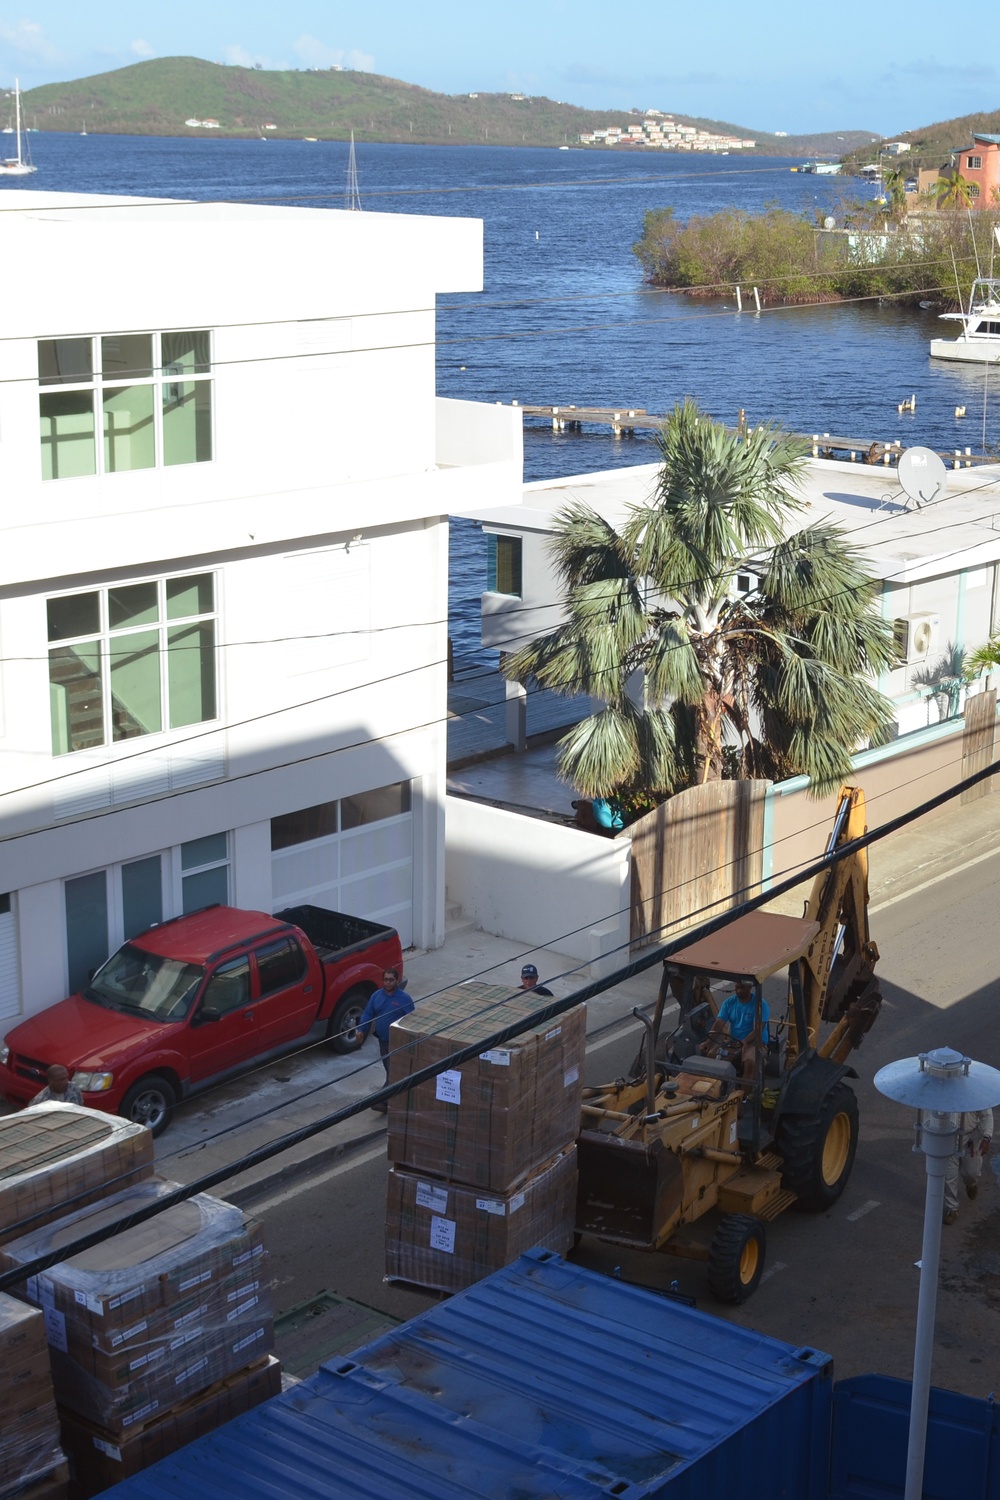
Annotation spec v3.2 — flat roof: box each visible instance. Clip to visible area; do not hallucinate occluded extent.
[668,910,822,981]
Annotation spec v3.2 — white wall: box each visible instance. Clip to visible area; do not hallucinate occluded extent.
[445,795,631,977]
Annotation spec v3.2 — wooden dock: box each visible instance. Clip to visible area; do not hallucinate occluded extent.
[514,403,987,469]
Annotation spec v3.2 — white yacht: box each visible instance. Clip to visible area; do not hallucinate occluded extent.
[930,274,1000,364]
[0,80,36,176]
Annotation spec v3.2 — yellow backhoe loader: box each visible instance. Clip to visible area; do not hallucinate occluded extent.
[575,785,881,1303]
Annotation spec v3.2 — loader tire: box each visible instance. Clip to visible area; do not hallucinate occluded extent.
[707,1215,766,1304]
[777,1080,859,1212]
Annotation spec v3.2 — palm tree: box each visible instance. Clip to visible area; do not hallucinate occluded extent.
[933,171,975,211]
[504,401,895,804]
[964,637,1000,680]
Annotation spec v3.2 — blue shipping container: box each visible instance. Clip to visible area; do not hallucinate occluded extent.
[104,1247,834,1500]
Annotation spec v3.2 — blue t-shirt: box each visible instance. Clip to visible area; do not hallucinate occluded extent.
[359,986,414,1043]
[718,993,769,1044]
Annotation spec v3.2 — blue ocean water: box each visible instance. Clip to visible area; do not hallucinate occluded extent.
[8,134,997,661]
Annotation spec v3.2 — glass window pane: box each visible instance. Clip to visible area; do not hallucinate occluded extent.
[341,781,411,829]
[200,954,249,1014]
[270,801,339,850]
[109,629,161,741]
[49,643,104,755]
[168,620,216,728]
[255,938,306,996]
[182,864,229,913]
[496,536,522,597]
[65,871,108,994]
[101,334,153,380]
[122,855,162,939]
[103,383,155,472]
[40,391,96,480]
[181,833,228,871]
[166,574,214,619]
[109,583,158,631]
[48,592,100,642]
[38,338,93,386]
[161,330,211,376]
[162,381,212,466]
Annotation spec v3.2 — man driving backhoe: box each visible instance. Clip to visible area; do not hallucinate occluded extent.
[698,980,769,1081]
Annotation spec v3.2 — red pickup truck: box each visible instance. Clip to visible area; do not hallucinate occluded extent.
[0,903,403,1137]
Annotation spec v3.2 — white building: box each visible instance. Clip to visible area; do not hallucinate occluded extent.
[0,193,521,1021]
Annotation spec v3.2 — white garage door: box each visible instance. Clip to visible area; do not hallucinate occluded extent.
[0,898,21,1022]
[270,783,413,947]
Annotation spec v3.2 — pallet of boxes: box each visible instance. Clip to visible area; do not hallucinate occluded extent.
[384,982,585,1293]
[0,1104,281,1498]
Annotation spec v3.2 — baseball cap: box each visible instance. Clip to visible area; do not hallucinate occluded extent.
[521,964,539,979]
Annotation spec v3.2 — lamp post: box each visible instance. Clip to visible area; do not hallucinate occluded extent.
[874,1047,1000,1500]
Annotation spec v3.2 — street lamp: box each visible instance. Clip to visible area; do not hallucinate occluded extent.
[874,1047,1000,1500]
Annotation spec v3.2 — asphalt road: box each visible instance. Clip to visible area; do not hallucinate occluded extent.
[247,847,1000,1396]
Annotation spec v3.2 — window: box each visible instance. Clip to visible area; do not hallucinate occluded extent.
[969,183,981,197]
[968,155,983,170]
[39,330,212,480]
[201,956,250,1016]
[271,783,411,849]
[47,573,217,755]
[255,938,306,995]
[181,833,230,912]
[65,871,109,994]
[486,534,523,597]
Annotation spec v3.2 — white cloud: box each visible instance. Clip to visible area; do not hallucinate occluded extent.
[130,39,155,60]
[0,18,61,64]
[222,43,289,70]
[292,35,374,72]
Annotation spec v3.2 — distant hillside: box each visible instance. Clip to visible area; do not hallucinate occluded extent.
[11,56,872,156]
[844,105,1000,171]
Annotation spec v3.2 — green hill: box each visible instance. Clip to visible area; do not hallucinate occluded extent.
[844,106,1000,172]
[13,56,872,156]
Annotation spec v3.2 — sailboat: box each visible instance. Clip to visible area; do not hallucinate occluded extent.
[0,80,36,176]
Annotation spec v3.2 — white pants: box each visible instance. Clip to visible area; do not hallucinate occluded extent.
[944,1147,984,1214]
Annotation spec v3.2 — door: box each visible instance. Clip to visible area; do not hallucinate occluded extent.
[186,954,258,1081]
[251,936,316,1052]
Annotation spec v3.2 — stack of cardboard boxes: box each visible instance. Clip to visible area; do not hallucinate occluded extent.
[0,1295,66,1500]
[384,982,585,1292]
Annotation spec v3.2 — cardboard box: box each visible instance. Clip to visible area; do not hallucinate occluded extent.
[59,1356,281,1498]
[1,1461,69,1500]
[385,1147,578,1293]
[386,984,585,1193]
[0,1294,64,1496]
[0,1107,154,1247]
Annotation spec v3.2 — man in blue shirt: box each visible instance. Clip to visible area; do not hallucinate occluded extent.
[359,967,414,1112]
[699,980,769,1081]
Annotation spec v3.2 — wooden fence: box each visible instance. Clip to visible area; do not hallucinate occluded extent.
[962,688,997,804]
[620,779,768,947]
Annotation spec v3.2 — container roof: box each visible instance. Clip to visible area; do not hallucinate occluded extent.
[667,909,822,981]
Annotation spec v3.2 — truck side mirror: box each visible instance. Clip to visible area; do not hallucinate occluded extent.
[197,1007,221,1025]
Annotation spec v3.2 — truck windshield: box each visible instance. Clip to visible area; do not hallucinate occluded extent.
[87,944,205,1022]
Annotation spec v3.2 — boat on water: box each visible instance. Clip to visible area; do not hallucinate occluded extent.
[792,160,840,175]
[0,80,36,176]
[930,268,1000,365]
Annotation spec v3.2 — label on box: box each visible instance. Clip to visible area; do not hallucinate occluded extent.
[123,1400,159,1430]
[233,1328,266,1356]
[93,1437,122,1462]
[109,1286,144,1312]
[227,1280,260,1303]
[171,1303,208,1331]
[232,1243,264,1269]
[480,1049,510,1066]
[179,1269,212,1292]
[176,1356,208,1387]
[476,1198,506,1216]
[170,1328,202,1353]
[436,1070,462,1105]
[74,1288,103,1315]
[509,1192,526,1214]
[130,1346,165,1372]
[430,1216,456,1254]
[109,1319,149,1348]
[564,1066,580,1087]
[416,1182,449,1214]
[545,1027,562,1040]
[227,1296,260,1321]
[44,1306,67,1353]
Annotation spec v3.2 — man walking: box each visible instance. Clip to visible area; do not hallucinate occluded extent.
[943,1109,993,1225]
[359,968,414,1113]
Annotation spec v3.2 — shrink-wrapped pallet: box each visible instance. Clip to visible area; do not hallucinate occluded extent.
[0,1105,154,1247]
[0,1180,272,1436]
[385,1147,577,1293]
[386,983,585,1193]
[0,1292,65,1498]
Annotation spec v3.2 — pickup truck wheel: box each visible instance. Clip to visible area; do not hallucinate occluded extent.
[120,1075,177,1137]
[327,987,371,1054]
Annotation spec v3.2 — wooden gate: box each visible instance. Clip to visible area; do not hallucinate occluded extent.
[961,688,997,804]
[620,778,768,947]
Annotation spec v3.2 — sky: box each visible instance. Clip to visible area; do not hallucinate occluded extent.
[0,0,995,138]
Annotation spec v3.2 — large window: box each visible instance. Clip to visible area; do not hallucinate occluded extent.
[968,155,983,170]
[39,330,213,481]
[48,573,217,756]
[271,782,411,850]
[486,534,523,598]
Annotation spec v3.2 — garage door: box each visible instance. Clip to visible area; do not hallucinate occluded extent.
[270,783,413,947]
[0,897,21,1022]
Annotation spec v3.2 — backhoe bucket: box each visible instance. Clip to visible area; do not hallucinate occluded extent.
[576,1130,684,1249]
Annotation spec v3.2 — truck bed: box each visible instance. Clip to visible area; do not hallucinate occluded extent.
[275,905,399,964]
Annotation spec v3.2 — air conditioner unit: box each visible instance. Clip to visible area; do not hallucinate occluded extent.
[892,614,939,663]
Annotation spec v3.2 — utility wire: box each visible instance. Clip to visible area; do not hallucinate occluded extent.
[2,748,996,1294]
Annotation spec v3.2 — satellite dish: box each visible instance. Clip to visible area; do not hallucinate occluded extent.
[823,215,836,229]
[898,446,947,508]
